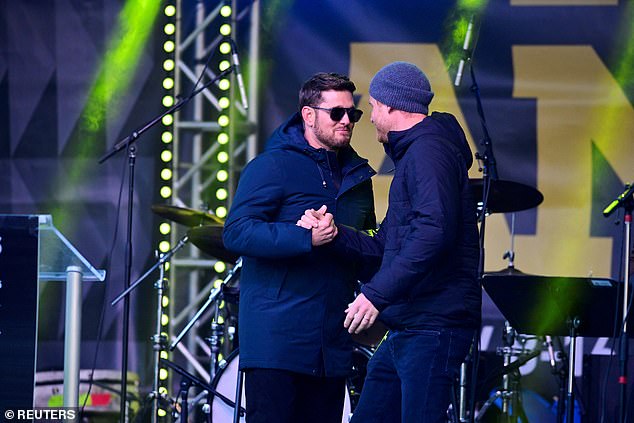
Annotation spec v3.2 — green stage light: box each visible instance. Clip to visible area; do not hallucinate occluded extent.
[160,168,172,180]
[220,24,231,36]
[164,23,175,35]
[219,97,230,109]
[216,188,228,200]
[163,77,174,89]
[159,223,171,234]
[217,133,229,144]
[216,206,227,218]
[219,60,230,71]
[162,132,173,143]
[163,40,175,53]
[161,150,173,162]
[217,170,228,182]
[162,95,174,107]
[51,0,162,232]
[218,79,230,90]
[162,114,173,126]
[164,5,175,17]
[219,42,231,55]
[220,5,232,17]
[218,115,229,127]
[160,186,172,198]
[217,151,229,163]
[163,59,175,71]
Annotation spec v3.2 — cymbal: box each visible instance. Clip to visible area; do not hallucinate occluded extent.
[152,204,224,226]
[484,266,528,277]
[469,179,544,214]
[187,225,240,263]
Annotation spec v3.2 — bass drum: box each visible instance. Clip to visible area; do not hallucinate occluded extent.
[210,346,373,423]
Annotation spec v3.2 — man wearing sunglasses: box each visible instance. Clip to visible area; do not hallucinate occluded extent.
[223,73,376,423]
[299,62,481,422]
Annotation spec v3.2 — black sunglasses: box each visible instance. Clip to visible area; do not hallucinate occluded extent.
[311,106,363,123]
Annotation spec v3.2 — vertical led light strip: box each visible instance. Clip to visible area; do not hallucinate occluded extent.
[208,3,234,361]
[156,2,176,419]
[215,4,233,223]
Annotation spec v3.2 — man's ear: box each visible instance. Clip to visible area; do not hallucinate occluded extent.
[301,106,315,127]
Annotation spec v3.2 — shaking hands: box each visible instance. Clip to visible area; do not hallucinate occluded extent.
[296,205,338,246]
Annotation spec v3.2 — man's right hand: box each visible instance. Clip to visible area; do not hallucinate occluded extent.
[296,205,338,246]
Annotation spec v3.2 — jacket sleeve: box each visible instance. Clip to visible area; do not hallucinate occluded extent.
[361,142,461,310]
[222,154,312,258]
[330,218,387,278]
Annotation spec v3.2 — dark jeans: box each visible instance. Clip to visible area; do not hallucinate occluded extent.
[244,368,346,423]
[350,327,474,423]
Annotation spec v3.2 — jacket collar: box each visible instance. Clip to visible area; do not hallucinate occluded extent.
[383,119,427,163]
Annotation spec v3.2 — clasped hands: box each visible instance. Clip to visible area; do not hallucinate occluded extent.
[296,205,379,334]
[295,204,338,246]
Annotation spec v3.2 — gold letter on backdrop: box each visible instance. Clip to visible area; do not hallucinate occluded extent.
[510,45,633,277]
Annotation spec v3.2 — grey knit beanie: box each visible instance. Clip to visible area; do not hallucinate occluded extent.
[369,61,434,114]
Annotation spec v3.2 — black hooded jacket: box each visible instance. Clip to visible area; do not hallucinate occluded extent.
[335,112,481,329]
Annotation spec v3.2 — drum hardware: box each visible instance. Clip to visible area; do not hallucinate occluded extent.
[169,258,242,420]
[150,257,168,423]
[160,357,246,422]
[482,273,626,423]
[460,201,540,422]
[207,318,225,381]
[110,238,189,422]
[169,257,242,352]
[151,204,225,227]
[475,326,540,423]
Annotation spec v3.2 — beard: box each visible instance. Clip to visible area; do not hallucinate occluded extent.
[313,117,353,150]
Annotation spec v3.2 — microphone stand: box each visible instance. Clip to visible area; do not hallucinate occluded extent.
[605,186,633,423]
[459,50,499,423]
[469,59,499,277]
[99,66,236,422]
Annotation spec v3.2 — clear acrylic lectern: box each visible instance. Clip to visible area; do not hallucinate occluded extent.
[0,214,105,411]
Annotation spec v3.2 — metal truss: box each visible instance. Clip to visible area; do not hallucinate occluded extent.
[167,0,259,390]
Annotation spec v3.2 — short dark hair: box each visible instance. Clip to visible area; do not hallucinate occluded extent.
[299,72,356,109]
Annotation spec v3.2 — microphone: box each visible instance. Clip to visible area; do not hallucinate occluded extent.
[454,16,475,87]
[603,183,634,217]
[227,38,249,110]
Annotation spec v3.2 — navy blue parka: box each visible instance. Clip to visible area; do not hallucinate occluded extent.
[223,112,376,377]
[334,112,481,330]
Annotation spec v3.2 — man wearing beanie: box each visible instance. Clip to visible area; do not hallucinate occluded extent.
[299,61,481,422]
